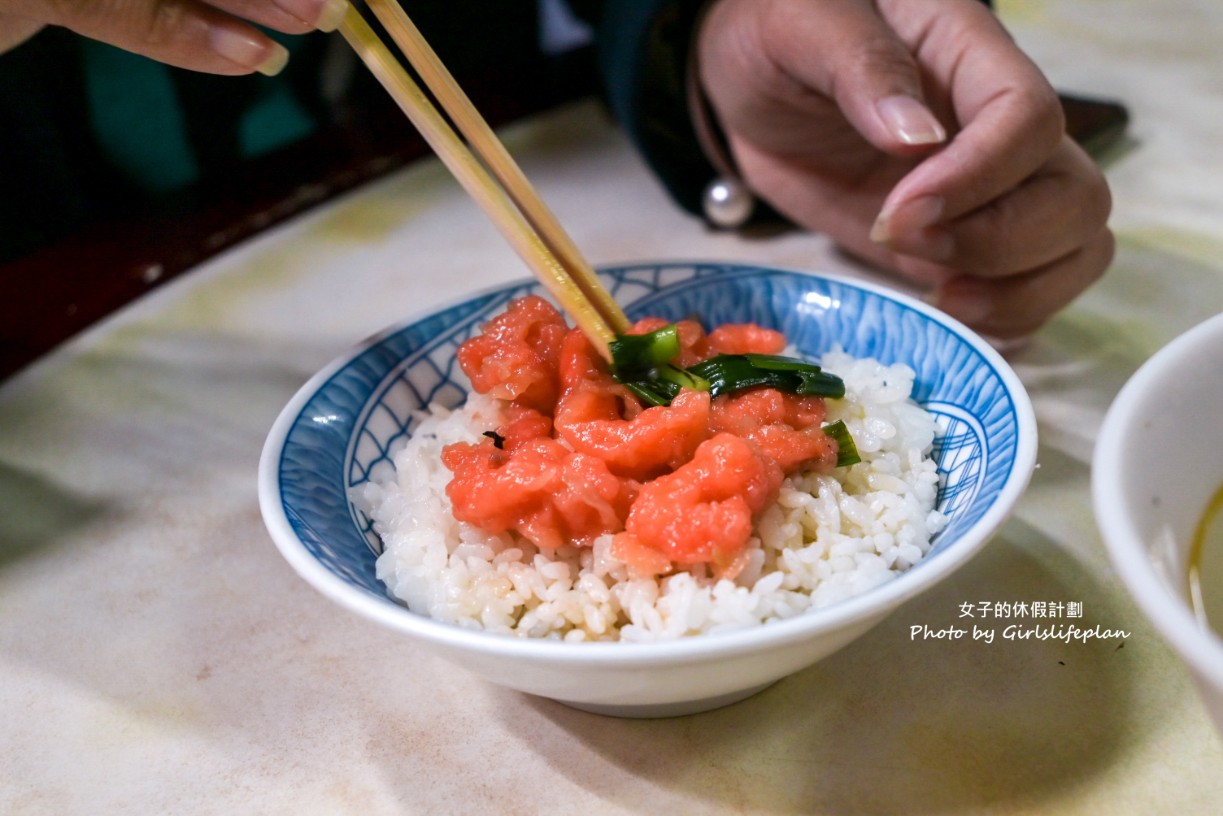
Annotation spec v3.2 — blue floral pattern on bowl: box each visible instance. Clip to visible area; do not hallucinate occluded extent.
[270,262,1025,605]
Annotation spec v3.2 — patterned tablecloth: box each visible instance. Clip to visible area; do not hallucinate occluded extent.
[3,1,1222,812]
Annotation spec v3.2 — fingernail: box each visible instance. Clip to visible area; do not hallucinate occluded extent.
[877,95,947,146]
[870,195,944,244]
[255,43,290,76]
[315,0,349,32]
[986,334,1033,356]
[209,27,289,75]
[272,0,348,32]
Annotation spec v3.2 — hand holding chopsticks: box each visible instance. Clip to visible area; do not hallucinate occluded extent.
[337,1,630,358]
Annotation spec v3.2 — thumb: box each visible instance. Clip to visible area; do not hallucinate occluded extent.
[768,0,946,153]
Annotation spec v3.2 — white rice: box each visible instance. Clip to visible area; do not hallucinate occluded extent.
[363,348,945,642]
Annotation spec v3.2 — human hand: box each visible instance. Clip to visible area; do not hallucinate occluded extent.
[0,0,348,75]
[696,0,1114,339]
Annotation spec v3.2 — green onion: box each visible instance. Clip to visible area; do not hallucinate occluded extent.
[609,325,682,379]
[609,323,853,464]
[622,379,677,408]
[610,325,710,404]
[689,354,846,399]
[823,420,861,467]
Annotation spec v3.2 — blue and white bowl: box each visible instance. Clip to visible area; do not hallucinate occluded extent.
[259,261,1036,717]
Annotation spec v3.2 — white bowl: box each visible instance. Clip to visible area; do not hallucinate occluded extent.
[259,261,1037,717]
[1093,312,1223,733]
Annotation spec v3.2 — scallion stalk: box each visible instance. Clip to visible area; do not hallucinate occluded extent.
[823,420,862,467]
[688,354,845,400]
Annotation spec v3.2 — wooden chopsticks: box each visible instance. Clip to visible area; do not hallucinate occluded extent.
[337,2,630,358]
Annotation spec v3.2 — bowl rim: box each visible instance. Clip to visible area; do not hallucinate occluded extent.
[1093,312,1223,687]
[258,260,1038,663]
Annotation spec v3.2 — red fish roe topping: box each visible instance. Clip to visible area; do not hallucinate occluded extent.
[456,294,569,413]
[709,389,836,473]
[444,297,840,574]
[442,437,634,551]
[707,323,787,355]
[621,433,783,572]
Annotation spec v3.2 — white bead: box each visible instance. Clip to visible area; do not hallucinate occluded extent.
[702,177,754,228]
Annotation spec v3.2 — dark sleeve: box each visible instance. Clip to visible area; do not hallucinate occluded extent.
[575,0,715,217]
[0,31,132,264]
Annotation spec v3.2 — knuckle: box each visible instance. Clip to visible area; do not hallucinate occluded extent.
[142,0,184,48]
[701,0,777,85]
[44,0,185,47]
[41,0,91,24]
[1019,85,1066,152]
[1087,228,1116,283]
[1089,168,1114,225]
[854,34,919,81]
[1061,139,1114,227]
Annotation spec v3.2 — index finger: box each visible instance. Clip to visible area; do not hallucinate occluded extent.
[6,0,345,75]
[874,0,1065,229]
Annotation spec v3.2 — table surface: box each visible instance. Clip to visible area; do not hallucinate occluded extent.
[4,1,1223,813]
